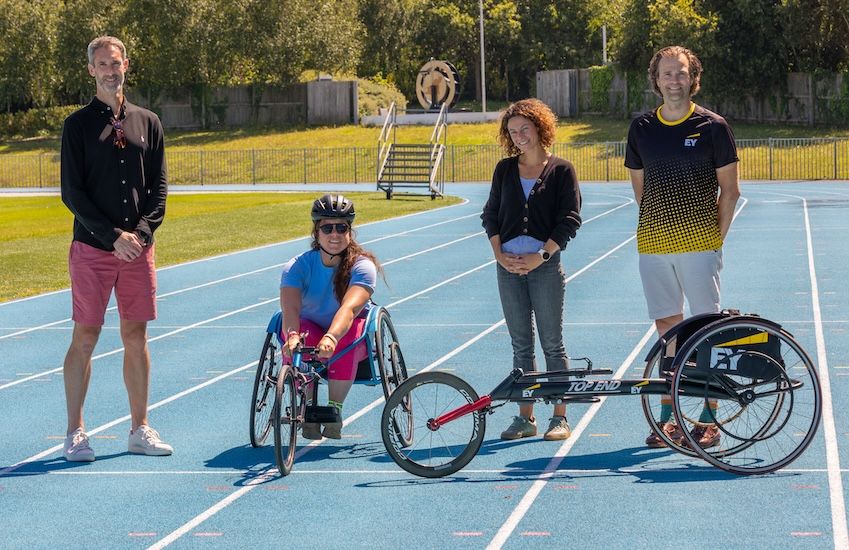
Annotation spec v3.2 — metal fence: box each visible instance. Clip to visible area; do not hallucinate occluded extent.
[3,138,848,188]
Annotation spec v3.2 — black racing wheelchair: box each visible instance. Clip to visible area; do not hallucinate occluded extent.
[381,310,822,477]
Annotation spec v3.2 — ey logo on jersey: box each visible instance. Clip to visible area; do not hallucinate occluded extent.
[684,133,700,147]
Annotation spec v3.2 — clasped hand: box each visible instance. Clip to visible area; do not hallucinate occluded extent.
[112,231,144,262]
[498,252,543,276]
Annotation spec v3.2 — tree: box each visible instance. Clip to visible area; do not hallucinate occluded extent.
[357,0,423,89]
[782,0,849,72]
[697,0,786,106]
[410,1,476,100]
[484,1,522,101]
[513,0,600,97]
[53,1,127,105]
[0,0,60,109]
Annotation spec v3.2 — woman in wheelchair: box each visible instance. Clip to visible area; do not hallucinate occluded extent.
[279,194,382,440]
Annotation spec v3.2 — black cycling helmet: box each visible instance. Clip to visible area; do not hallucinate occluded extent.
[311,194,355,222]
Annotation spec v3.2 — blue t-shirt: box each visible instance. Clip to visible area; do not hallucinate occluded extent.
[502,176,545,255]
[280,249,377,328]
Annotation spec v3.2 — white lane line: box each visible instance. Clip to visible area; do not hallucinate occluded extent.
[0,226,517,390]
[0,358,259,475]
[486,325,656,550]
[2,197,637,388]
[798,195,848,549]
[0,213,481,342]
[0,201,474,308]
[0,300,277,391]
[6,466,848,477]
[146,320,506,550]
[147,213,636,548]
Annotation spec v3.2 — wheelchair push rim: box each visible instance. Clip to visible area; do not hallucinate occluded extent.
[249,332,278,447]
[273,365,299,476]
[374,308,413,444]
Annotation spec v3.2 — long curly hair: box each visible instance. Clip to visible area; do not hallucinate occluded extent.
[311,224,383,303]
[497,98,557,157]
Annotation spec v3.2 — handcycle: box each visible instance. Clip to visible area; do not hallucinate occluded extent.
[381,310,822,477]
[249,304,413,475]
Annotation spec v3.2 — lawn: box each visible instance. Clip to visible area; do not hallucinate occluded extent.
[4,115,849,156]
[0,192,461,302]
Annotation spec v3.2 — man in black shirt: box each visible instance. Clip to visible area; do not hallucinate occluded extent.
[60,36,172,461]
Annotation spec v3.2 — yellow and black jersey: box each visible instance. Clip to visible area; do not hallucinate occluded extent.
[624,103,738,254]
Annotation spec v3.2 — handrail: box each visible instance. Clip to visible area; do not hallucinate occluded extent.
[428,144,446,196]
[376,102,397,185]
[429,103,447,145]
[426,103,448,197]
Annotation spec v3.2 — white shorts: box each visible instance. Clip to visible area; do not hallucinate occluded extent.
[639,250,723,320]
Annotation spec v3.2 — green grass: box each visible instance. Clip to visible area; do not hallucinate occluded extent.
[0,192,460,302]
[5,115,849,156]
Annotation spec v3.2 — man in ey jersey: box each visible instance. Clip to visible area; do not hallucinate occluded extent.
[625,45,741,450]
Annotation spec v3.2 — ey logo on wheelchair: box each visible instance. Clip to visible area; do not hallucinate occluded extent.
[522,383,540,398]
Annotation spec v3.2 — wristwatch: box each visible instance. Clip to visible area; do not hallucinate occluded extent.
[537,249,551,262]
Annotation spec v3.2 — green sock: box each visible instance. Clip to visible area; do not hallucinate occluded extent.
[698,404,717,423]
[327,399,343,413]
[659,402,673,423]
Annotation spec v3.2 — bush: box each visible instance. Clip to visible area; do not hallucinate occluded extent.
[358,76,407,119]
[0,105,83,139]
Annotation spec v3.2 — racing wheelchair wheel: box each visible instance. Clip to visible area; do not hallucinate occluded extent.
[382,372,485,478]
[375,308,413,445]
[273,366,298,476]
[641,342,700,457]
[250,332,279,447]
[375,308,409,398]
[670,318,822,475]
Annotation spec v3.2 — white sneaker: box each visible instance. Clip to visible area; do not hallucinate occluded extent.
[63,428,95,462]
[128,425,173,456]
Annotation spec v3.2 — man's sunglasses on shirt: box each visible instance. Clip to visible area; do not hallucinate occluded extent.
[111,117,126,149]
[318,223,350,235]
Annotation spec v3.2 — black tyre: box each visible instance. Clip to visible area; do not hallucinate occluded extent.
[273,366,298,476]
[640,343,699,457]
[382,372,485,478]
[671,318,822,475]
[375,308,408,398]
[249,332,278,447]
[374,308,413,445]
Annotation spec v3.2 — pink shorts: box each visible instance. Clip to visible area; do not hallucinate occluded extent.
[295,317,368,381]
[69,241,157,326]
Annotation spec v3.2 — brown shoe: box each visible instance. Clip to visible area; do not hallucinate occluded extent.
[685,424,720,449]
[645,421,685,448]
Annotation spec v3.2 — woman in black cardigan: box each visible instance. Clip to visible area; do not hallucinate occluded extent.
[481,98,582,441]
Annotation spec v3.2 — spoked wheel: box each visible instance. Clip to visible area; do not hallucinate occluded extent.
[273,366,299,476]
[381,372,485,478]
[640,342,699,457]
[671,318,822,475]
[250,332,279,447]
[375,308,412,445]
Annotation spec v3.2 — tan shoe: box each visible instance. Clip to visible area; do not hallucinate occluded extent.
[322,421,342,440]
[301,422,322,440]
[500,416,537,440]
[543,416,571,441]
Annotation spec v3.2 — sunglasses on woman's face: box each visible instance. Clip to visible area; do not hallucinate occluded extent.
[318,223,350,235]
